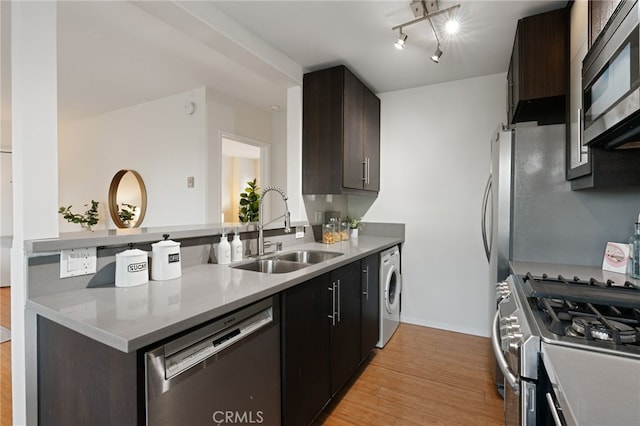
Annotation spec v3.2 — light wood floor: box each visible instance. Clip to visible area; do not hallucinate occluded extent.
[0,287,503,426]
[1,287,11,426]
[315,323,504,425]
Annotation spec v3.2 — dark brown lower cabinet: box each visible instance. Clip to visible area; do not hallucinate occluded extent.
[360,253,380,360]
[282,261,365,425]
[329,262,362,395]
[281,274,332,426]
[38,316,143,426]
[282,256,381,425]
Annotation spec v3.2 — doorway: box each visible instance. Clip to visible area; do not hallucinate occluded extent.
[0,151,11,288]
[221,135,269,224]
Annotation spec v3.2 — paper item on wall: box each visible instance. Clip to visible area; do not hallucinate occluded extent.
[602,242,630,274]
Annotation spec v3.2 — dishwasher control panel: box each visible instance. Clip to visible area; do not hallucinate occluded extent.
[164,307,272,379]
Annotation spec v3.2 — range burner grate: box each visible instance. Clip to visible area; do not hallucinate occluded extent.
[526,272,638,290]
[523,273,640,310]
[568,317,638,344]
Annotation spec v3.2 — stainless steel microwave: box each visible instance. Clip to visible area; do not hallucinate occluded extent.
[583,0,640,149]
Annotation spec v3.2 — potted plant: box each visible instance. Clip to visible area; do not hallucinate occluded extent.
[239,179,260,223]
[58,200,99,230]
[118,203,137,227]
[346,217,362,239]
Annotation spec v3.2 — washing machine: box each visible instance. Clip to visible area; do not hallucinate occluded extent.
[377,245,402,348]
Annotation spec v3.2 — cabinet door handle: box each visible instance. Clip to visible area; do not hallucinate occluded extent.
[337,279,341,323]
[362,159,367,182]
[328,284,336,326]
[366,158,370,185]
[361,157,371,185]
[362,266,369,300]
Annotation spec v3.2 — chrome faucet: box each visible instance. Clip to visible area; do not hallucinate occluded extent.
[258,186,291,256]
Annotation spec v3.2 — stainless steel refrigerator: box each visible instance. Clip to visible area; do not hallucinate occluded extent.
[481,124,513,398]
[483,125,513,288]
[482,123,640,397]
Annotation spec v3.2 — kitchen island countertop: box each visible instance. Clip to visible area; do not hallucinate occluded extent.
[27,236,402,353]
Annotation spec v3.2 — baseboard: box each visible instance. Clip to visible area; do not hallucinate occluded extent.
[400,315,489,338]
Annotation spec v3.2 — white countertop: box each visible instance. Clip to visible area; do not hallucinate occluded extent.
[542,342,640,426]
[26,236,402,352]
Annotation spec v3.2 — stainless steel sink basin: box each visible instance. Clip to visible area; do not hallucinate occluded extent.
[230,250,343,274]
[272,250,343,264]
[230,259,309,274]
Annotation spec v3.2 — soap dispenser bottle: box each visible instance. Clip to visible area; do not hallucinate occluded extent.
[630,214,640,279]
[231,228,243,262]
[218,231,231,265]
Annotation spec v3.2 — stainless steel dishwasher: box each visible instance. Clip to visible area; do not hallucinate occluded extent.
[145,296,280,426]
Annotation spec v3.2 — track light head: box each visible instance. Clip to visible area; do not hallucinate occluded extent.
[445,19,460,34]
[394,32,408,50]
[431,45,443,63]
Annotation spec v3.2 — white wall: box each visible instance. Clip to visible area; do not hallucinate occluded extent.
[59,88,208,230]
[365,73,507,337]
[11,2,59,423]
[59,86,279,231]
[205,87,277,224]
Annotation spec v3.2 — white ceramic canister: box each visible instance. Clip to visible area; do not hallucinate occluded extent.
[115,245,149,287]
[151,234,182,281]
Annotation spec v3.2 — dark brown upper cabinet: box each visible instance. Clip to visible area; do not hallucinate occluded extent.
[303,65,380,194]
[508,7,568,125]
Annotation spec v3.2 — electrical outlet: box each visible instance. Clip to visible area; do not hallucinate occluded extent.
[60,247,97,278]
[187,176,195,188]
[314,211,323,224]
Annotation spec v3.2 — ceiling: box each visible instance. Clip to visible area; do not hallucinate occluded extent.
[5,0,568,124]
[214,0,566,92]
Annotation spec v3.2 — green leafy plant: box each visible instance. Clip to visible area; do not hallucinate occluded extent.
[118,203,137,224]
[239,179,260,222]
[346,217,362,229]
[58,200,99,227]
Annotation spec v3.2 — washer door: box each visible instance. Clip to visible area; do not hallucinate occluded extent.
[384,267,401,314]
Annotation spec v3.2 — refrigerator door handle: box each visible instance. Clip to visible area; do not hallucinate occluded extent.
[481,174,492,262]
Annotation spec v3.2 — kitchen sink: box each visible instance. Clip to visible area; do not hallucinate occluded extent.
[230,250,343,274]
[271,250,343,264]
[231,259,308,274]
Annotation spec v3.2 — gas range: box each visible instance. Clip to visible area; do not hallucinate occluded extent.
[520,272,640,359]
[494,265,640,425]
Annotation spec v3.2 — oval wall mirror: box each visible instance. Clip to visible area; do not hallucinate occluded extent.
[108,169,147,228]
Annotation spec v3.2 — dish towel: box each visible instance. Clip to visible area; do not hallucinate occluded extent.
[0,326,10,343]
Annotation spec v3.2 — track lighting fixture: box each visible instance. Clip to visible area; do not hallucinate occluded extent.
[427,15,441,63]
[395,31,408,50]
[391,2,460,64]
[430,45,443,63]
